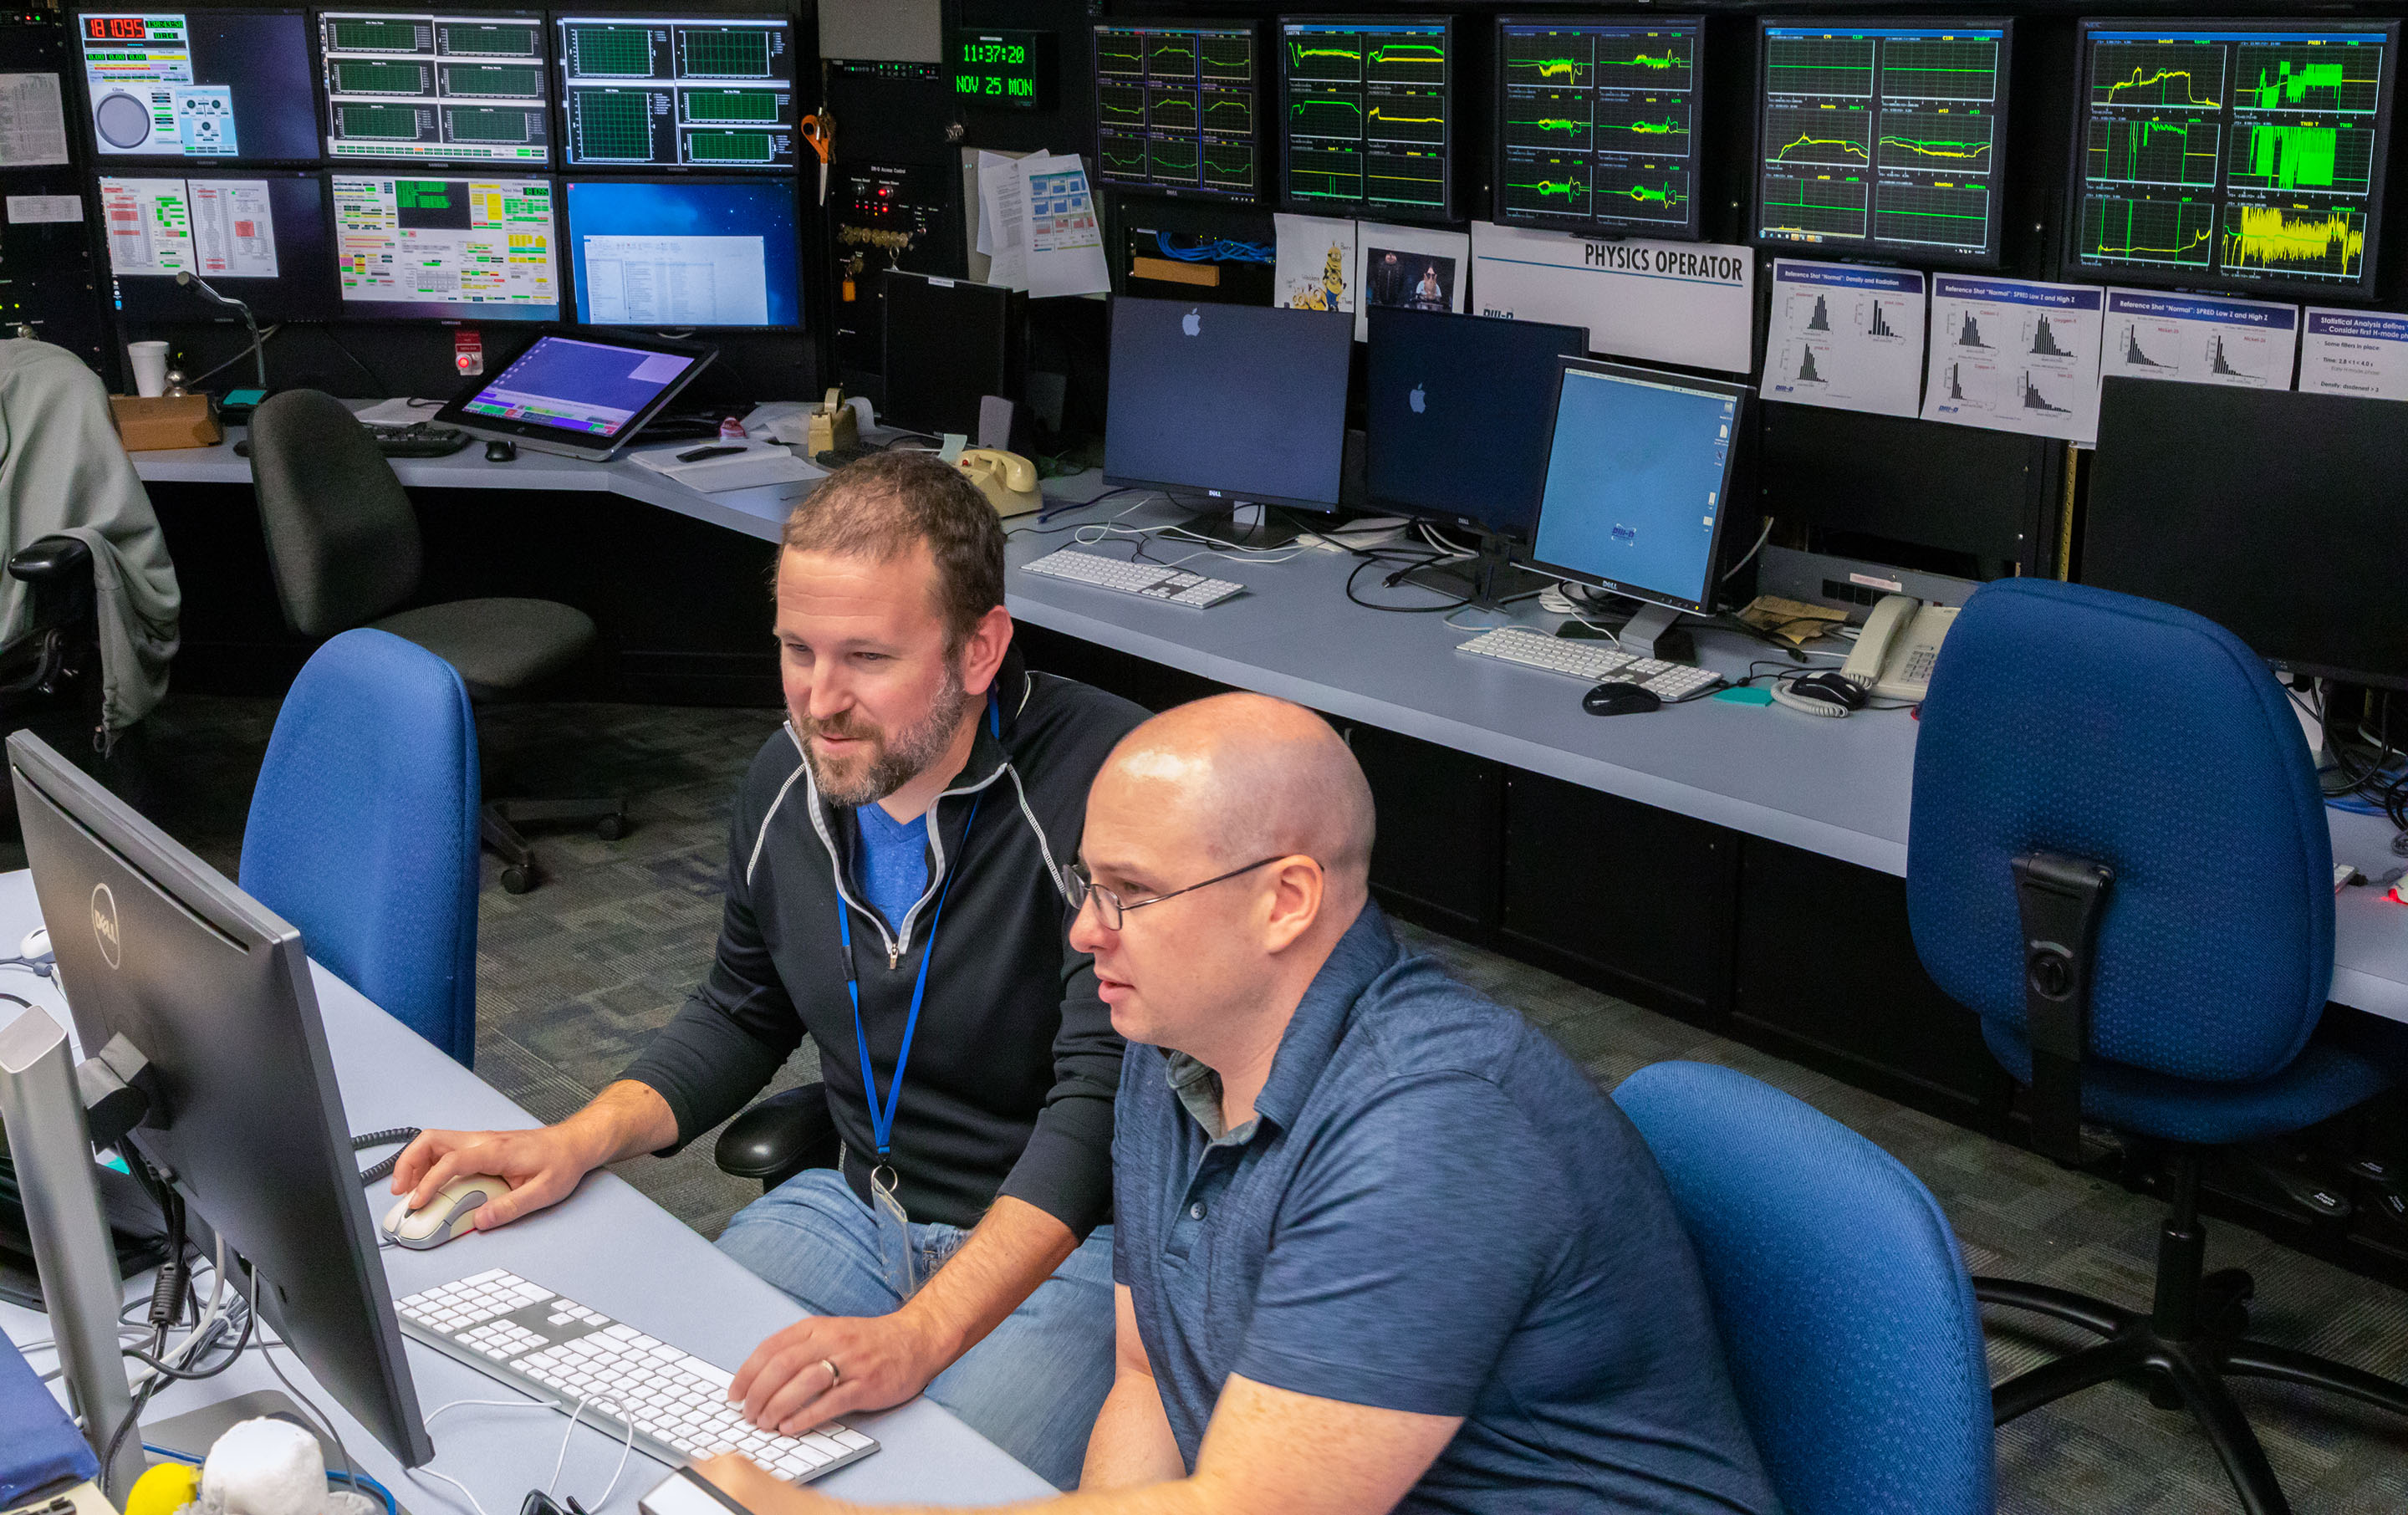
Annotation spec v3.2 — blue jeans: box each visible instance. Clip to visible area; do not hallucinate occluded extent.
[716,1169,1115,1491]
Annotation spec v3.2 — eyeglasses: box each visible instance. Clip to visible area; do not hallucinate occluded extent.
[1061,856,1290,930]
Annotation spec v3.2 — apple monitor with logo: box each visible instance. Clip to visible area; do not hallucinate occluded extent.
[1364,306,1589,604]
[1104,295,1354,547]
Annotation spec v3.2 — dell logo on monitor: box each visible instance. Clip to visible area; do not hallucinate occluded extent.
[1181,309,1201,337]
[90,882,120,970]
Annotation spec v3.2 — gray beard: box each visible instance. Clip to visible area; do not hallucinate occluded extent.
[804,665,974,809]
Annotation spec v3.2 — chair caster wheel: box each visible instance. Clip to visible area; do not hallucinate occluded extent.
[499,865,533,895]
[595,814,627,841]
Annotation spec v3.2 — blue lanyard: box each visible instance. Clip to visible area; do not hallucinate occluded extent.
[839,793,981,1160]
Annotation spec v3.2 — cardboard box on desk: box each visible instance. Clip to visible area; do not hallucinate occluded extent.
[107,394,221,451]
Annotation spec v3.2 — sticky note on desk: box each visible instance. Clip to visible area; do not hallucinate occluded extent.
[1714,686,1773,706]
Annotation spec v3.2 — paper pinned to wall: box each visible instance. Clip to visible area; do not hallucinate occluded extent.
[1353,222,1469,340]
[2300,309,2408,401]
[2102,288,2298,391]
[1021,154,1109,298]
[1760,259,1927,418]
[1468,221,1755,374]
[0,74,67,167]
[1921,275,2104,445]
[1274,212,1357,314]
[973,148,1032,289]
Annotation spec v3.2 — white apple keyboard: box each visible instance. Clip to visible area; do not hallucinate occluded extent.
[395,1268,878,1483]
[1021,548,1242,608]
[1456,626,1725,701]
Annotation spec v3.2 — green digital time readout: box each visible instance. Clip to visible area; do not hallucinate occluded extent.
[953,28,1054,110]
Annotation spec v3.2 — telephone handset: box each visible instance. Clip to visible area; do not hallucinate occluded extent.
[956,447,1042,518]
[1841,594,1959,702]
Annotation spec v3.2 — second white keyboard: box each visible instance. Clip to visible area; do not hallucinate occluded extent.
[1021,548,1241,608]
[1456,626,1724,702]
[395,1268,878,1484]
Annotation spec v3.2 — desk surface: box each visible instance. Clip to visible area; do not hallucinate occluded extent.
[0,867,1051,1509]
[128,431,2408,1025]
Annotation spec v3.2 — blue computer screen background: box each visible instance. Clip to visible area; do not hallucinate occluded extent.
[1532,370,1737,608]
[563,179,801,328]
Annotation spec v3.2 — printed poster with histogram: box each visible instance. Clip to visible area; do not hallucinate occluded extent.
[1761,258,1927,417]
[2102,288,2298,390]
[1921,275,2104,443]
[1755,20,2010,265]
[2069,21,2397,298]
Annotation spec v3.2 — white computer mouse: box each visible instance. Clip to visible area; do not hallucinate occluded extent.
[382,1174,511,1250]
[21,926,48,959]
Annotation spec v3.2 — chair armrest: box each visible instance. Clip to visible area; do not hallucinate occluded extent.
[714,1083,841,1189]
[8,535,91,586]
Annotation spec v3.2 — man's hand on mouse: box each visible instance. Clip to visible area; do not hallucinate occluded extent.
[390,1125,605,1230]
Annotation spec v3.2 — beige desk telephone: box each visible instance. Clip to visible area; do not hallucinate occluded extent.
[1842,594,1959,702]
[957,448,1042,518]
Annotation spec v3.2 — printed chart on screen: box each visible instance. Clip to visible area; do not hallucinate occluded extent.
[321,11,550,163]
[1757,20,2010,264]
[1495,15,1704,239]
[1094,21,1257,201]
[99,174,278,277]
[557,15,795,167]
[2069,21,2396,297]
[79,11,319,161]
[333,176,557,319]
[1280,18,1452,221]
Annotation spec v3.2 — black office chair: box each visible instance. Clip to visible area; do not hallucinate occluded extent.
[716,1083,839,1191]
[247,389,625,893]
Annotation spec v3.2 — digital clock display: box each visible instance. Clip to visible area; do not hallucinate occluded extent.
[952,28,1052,111]
[84,15,153,40]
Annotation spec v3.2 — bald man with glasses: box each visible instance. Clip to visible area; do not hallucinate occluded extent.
[692,694,1773,1513]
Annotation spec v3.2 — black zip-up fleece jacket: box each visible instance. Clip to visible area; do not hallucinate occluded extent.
[621,648,1148,1236]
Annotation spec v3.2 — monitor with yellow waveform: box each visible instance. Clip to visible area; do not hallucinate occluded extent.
[1494,13,1706,240]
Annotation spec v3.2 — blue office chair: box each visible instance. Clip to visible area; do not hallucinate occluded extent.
[1908,577,2408,1513]
[1615,1060,1993,1515]
[239,628,482,1067]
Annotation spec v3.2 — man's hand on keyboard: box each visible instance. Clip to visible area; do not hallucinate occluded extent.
[732,1310,947,1437]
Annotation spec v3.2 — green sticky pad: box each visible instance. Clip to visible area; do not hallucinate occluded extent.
[1713,686,1773,706]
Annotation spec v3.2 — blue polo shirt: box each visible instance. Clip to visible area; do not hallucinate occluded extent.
[1112,904,1775,1514]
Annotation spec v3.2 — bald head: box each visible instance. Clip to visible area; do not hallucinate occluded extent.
[1099,693,1375,889]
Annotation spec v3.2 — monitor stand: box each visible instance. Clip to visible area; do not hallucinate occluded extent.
[1175,501,1300,550]
[1400,535,1552,609]
[1620,602,1696,661]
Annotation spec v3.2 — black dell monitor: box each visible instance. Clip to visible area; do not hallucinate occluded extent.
[2085,377,2408,691]
[75,8,321,164]
[881,271,1025,440]
[8,730,435,1467]
[1525,357,1747,656]
[1104,295,1353,535]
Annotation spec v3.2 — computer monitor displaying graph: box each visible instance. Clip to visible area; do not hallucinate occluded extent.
[556,14,796,168]
[333,175,558,320]
[1278,15,1454,222]
[1093,19,1258,202]
[2067,18,2396,298]
[99,171,339,321]
[77,8,320,162]
[319,10,550,165]
[1755,18,2012,266]
[563,176,798,328]
[1493,14,1704,241]
[1526,358,1745,620]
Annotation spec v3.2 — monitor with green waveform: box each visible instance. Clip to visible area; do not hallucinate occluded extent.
[2070,20,2395,294]
[1284,18,1454,219]
[1095,21,1258,202]
[1757,20,2010,263]
[1496,15,1705,239]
